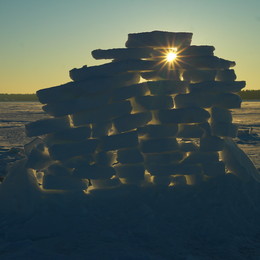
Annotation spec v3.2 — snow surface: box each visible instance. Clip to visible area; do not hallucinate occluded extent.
[1,101,260,259]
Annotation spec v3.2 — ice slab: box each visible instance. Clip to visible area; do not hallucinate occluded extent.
[185,173,203,185]
[151,175,171,186]
[180,45,215,56]
[42,174,88,190]
[45,163,73,176]
[38,73,135,105]
[48,139,99,160]
[42,94,110,117]
[182,151,219,164]
[77,72,140,95]
[45,126,91,144]
[113,112,152,133]
[177,124,204,138]
[189,81,246,93]
[111,83,149,102]
[157,107,210,124]
[117,147,143,164]
[174,92,215,108]
[95,151,116,166]
[36,82,79,104]
[69,60,155,81]
[209,107,233,123]
[60,154,94,168]
[141,70,181,81]
[24,137,44,156]
[73,164,116,180]
[92,121,113,138]
[134,95,174,110]
[138,123,178,139]
[125,31,193,48]
[92,47,153,60]
[146,162,203,176]
[72,100,132,126]
[91,178,121,189]
[182,70,217,82]
[146,80,188,95]
[179,141,199,152]
[140,137,179,153]
[100,131,139,151]
[211,122,238,137]
[176,56,235,70]
[200,136,224,151]
[143,151,184,165]
[170,175,187,185]
[25,117,71,137]
[215,69,237,82]
[152,45,215,59]
[202,161,226,177]
[213,93,242,109]
[114,163,145,181]
[26,146,52,170]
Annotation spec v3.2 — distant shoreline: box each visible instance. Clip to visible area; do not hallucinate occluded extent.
[0,94,38,102]
[0,90,260,101]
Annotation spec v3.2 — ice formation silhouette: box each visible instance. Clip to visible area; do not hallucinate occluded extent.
[3,31,258,194]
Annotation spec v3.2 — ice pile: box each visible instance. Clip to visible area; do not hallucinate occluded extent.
[24,31,246,192]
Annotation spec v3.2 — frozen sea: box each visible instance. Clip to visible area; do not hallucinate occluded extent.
[1,101,260,260]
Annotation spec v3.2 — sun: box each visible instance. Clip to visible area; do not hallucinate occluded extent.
[154,47,179,70]
[166,51,177,62]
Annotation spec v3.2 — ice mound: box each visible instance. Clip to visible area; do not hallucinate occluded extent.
[1,30,259,207]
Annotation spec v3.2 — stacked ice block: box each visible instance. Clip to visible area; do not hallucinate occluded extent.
[25,31,246,191]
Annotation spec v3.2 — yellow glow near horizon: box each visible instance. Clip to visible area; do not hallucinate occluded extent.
[166,51,177,62]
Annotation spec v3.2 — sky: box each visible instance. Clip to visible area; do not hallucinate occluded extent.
[0,0,259,93]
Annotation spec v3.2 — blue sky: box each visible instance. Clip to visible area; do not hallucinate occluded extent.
[0,0,259,93]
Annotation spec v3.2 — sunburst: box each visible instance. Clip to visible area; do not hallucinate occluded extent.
[166,51,177,62]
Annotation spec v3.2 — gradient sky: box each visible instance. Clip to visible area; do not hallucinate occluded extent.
[0,0,259,93]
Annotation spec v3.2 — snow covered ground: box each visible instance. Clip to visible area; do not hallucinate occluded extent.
[232,101,260,169]
[0,101,260,259]
[0,102,47,150]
